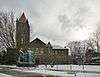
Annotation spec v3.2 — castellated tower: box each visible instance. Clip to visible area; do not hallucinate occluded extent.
[16,13,30,50]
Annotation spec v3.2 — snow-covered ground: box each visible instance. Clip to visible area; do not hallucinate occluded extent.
[76,73,100,77]
[1,64,100,72]
[37,65,100,72]
[11,68,75,77]
[37,65,100,77]
[0,73,14,77]
[0,65,100,77]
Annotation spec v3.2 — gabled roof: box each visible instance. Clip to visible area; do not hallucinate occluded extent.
[30,38,46,46]
[19,12,27,23]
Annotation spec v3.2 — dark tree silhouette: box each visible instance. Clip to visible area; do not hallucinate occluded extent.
[0,11,15,49]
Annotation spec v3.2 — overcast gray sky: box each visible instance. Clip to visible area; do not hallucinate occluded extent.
[0,0,100,46]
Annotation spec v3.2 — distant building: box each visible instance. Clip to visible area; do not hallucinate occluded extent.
[29,38,69,64]
[51,47,69,64]
[85,48,100,64]
[91,52,100,64]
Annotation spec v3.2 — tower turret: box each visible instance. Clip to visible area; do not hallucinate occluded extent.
[16,13,30,50]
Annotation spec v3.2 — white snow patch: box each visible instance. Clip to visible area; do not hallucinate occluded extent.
[1,65,100,77]
[76,73,100,77]
[0,73,14,77]
[40,65,100,72]
[11,69,75,77]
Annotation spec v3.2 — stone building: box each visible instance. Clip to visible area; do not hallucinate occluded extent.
[29,38,47,54]
[29,38,49,64]
[16,13,69,65]
[29,38,69,64]
[16,13,30,50]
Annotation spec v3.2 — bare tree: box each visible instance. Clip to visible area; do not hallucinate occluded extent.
[86,39,95,50]
[67,40,87,65]
[0,11,15,49]
[92,31,100,52]
[87,31,100,52]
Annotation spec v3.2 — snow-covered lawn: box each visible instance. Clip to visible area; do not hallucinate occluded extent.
[0,73,14,77]
[10,65,100,77]
[1,64,100,72]
[37,65,100,72]
[0,65,100,77]
[76,73,100,77]
[11,68,75,77]
[0,65,18,69]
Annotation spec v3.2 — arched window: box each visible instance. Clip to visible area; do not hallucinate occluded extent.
[36,48,39,53]
[40,48,44,54]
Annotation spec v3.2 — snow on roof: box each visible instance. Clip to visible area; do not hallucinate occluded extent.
[52,45,69,50]
[52,45,64,49]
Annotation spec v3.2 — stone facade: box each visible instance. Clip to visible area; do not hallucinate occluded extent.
[29,38,69,64]
[29,38,49,64]
[16,13,30,50]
